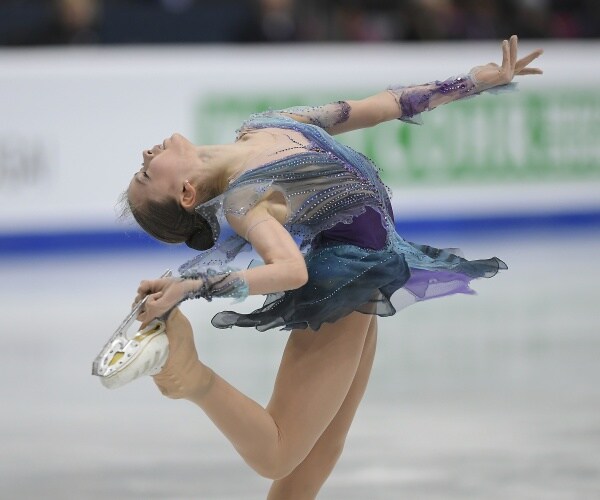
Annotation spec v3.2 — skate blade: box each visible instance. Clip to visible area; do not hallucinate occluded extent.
[91,270,171,379]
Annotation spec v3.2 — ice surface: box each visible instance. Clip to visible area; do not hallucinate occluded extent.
[1,231,599,499]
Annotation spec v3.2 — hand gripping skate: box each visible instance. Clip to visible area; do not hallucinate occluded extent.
[91,270,172,389]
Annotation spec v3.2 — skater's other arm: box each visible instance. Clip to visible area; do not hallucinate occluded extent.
[135,196,307,324]
[272,35,542,134]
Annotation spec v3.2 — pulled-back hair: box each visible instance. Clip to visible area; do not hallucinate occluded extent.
[121,191,215,251]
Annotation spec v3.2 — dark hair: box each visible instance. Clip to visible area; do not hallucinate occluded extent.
[125,194,215,251]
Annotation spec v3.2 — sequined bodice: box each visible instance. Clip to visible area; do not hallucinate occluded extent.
[179,113,394,275]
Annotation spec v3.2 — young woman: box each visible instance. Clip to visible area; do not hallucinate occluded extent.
[120,36,542,499]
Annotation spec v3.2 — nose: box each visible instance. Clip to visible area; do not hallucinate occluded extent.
[143,145,162,158]
[171,133,186,143]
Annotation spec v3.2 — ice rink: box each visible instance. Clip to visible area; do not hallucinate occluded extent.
[1,228,599,499]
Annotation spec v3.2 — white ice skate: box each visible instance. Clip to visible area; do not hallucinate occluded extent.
[92,271,171,389]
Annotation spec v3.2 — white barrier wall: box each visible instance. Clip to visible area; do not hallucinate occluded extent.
[0,42,599,235]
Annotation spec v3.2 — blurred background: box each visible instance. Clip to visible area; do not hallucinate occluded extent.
[1,1,599,499]
[1,0,600,44]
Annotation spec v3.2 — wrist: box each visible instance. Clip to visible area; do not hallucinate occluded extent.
[467,70,490,93]
[183,278,202,295]
[180,277,206,302]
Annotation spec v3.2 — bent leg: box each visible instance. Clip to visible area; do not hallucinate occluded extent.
[181,311,373,480]
[267,316,378,500]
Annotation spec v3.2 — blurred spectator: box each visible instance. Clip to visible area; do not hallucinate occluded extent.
[159,0,195,14]
[0,0,598,45]
[461,0,506,39]
[5,0,102,46]
[512,0,551,39]
[53,0,102,44]
[550,0,586,38]
[333,5,397,41]
[241,0,300,42]
[405,0,465,40]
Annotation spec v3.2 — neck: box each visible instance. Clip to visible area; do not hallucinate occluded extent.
[195,141,263,194]
[193,143,247,194]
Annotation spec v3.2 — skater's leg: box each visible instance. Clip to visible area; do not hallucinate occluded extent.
[154,309,373,480]
[267,316,377,500]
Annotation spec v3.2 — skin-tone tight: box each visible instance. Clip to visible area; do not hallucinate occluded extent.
[158,309,377,500]
[267,315,377,499]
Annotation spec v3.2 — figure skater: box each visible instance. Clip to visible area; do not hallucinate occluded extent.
[115,36,541,499]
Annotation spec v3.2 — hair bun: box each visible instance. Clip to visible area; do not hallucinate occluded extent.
[185,224,215,251]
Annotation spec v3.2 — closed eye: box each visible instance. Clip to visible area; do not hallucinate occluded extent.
[134,165,150,183]
[139,163,150,179]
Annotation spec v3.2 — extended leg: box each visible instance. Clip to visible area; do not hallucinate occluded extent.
[155,309,373,480]
[267,316,378,500]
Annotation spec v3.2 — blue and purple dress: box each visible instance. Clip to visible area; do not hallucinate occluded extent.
[179,87,507,331]
[179,111,506,332]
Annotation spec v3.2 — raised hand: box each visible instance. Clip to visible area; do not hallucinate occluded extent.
[134,276,191,324]
[469,35,543,91]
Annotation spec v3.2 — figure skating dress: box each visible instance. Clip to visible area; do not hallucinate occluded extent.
[179,113,507,331]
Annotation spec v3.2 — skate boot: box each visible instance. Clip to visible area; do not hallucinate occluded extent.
[92,271,171,389]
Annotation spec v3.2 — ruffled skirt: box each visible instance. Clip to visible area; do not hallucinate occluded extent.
[212,237,507,332]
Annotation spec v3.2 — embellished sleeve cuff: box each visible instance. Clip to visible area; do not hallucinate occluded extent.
[388,74,517,125]
[181,268,249,304]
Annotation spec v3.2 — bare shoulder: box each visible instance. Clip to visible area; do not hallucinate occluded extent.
[259,190,289,224]
[226,191,288,234]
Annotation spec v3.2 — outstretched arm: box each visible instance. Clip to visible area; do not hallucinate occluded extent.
[276,35,542,134]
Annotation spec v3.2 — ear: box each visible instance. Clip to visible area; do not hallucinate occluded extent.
[180,180,197,209]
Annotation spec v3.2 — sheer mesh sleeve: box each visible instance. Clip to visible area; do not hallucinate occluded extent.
[182,267,249,303]
[275,101,351,131]
[388,74,516,125]
[237,101,351,135]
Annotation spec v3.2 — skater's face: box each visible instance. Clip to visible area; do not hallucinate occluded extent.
[128,133,198,208]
